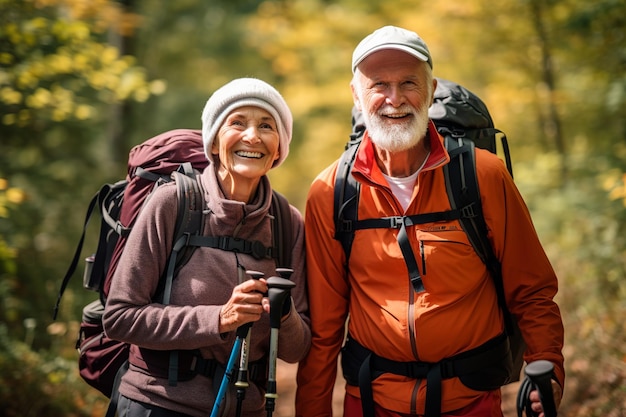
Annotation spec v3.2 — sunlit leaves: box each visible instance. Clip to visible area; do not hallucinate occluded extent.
[0,1,165,364]
[0,179,25,219]
[603,170,626,207]
[0,0,163,128]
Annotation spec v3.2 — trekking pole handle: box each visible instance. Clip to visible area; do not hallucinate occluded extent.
[524,360,558,417]
[267,277,295,329]
[275,267,294,279]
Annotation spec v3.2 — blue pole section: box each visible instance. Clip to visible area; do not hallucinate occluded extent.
[210,336,243,417]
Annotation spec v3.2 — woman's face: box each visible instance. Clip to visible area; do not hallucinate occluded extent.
[212,106,281,184]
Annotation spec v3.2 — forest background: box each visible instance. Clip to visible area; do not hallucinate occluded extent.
[0,0,624,416]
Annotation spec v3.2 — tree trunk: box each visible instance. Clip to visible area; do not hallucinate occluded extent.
[529,0,567,183]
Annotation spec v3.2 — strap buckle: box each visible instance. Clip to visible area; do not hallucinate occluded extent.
[461,203,477,219]
[389,216,404,229]
[340,219,353,233]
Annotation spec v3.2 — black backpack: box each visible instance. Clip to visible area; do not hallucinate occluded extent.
[53,129,293,402]
[334,78,524,385]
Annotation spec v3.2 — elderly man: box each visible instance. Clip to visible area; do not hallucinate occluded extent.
[296,26,564,417]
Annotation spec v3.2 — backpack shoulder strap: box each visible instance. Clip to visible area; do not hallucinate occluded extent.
[159,163,204,305]
[443,136,513,331]
[333,138,362,262]
[270,190,293,268]
[444,137,486,256]
[446,135,526,382]
[160,162,204,387]
[173,162,205,267]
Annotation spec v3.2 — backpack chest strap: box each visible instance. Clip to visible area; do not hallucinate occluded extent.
[350,209,461,232]
[186,235,272,260]
[159,233,274,307]
[349,210,463,292]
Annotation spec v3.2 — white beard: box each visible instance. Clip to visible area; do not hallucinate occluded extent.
[363,104,430,152]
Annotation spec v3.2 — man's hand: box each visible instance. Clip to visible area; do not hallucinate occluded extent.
[529,380,562,417]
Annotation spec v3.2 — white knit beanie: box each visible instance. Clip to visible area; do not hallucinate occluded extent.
[201,78,293,168]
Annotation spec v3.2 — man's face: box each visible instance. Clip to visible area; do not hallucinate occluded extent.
[352,49,435,152]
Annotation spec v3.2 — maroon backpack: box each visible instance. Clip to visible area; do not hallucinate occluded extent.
[53,129,209,397]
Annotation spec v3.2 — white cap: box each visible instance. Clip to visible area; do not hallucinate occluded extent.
[352,26,433,73]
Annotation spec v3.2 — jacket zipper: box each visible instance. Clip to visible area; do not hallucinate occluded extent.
[408,240,421,415]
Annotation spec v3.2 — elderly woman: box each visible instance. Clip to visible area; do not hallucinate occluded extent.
[103,78,310,417]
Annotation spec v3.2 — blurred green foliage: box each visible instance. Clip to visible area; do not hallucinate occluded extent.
[0,0,624,415]
[0,0,163,339]
[0,324,109,416]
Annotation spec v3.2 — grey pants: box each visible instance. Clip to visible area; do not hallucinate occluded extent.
[117,395,193,417]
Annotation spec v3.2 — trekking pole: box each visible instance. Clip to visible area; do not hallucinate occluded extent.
[265,270,295,417]
[234,270,265,417]
[211,269,263,417]
[210,326,244,417]
[275,268,294,280]
[516,360,557,417]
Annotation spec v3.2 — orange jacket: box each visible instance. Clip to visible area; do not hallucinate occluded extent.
[296,122,564,416]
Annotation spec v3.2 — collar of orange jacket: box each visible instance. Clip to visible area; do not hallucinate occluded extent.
[354,120,449,180]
